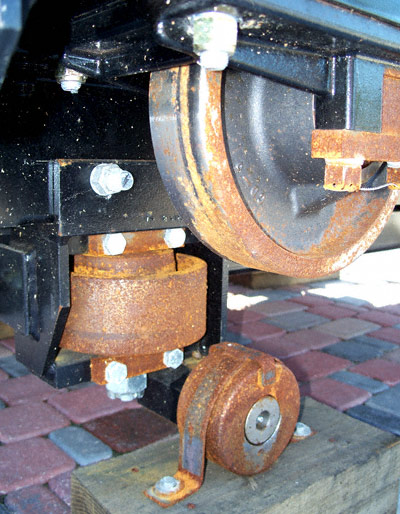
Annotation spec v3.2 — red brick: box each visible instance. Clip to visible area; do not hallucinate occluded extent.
[250,300,306,317]
[83,407,178,453]
[5,485,69,513]
[290,295,333,307]
[382,348,400,364]
[300,378,371,411]
[369,327,400,345]
[357,310,400,327]
[227,309,265,325]
[248,338,305,359]
[308,305,357,320]
[0,375,58,406]
[0,402,70,443]
[278,329,339,350]
[0,369,8,382]
[350,359,400,386]
[0,338,15,352]
[283,351,351,382]
[0,438,75,494]
[378,304,400,316]
[315,318,380,340]
[229,321,285,342]
[48,384,140,423]
[48,471,73,507]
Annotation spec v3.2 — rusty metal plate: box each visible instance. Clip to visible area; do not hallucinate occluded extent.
[149,65,398,278]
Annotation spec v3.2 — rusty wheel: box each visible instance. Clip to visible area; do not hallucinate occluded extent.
[149,65,398,278]
[177,343,300,476]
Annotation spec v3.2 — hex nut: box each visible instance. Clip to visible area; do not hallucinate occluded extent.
[294,422,312,438]
[102,233,127,256]
[106,374,147,402]
[154,476,180,495]
[105,361,128,384]
[163,349,184,369]
[164,228,186,248]
[90,163,134,197]
[193,11,238,71]
[59,68,86,94]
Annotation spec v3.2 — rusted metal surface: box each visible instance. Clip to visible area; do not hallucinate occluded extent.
[150,66,398,278]
[145,342,299,507]
[312,68,400,191]
[61,231,207,356]
[91,352,167,385]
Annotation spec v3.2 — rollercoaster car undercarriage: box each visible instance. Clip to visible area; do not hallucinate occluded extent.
[1,0,400,506]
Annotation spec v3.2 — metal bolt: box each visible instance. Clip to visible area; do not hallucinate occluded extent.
[102,233,127,256]
[294,422,312,438]
[387,161,400,168]
[105,361,127,384]
[193,11,238,71]
[163,349,184,369]
[59,68,86,94]
[164,228,186,249]
[155,476,180,495]
[106,374,147,402]
[90,163,134,197]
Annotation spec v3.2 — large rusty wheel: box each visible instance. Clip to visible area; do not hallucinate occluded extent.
[149,65,398,277]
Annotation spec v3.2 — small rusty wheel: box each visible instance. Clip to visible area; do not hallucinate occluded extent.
[149,65,398,278]
[177,343,300,476]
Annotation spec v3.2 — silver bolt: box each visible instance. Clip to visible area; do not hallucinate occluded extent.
[90,163,134,197]
[106,374,147,402]
[387,161,400,168]
[245,396,281,445]
[105,361,127,384]
[294,422,312,438]
[102,233,127,256]
[154,476,180,495]
[163,349,184,369]
[193,11,238,71]
[164,228,186,249]
[59,68,86,94]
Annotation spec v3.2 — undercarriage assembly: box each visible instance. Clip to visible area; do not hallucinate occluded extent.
[1,0,400,508]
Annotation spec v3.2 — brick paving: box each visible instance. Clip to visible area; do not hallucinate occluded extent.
[1,253,400,511]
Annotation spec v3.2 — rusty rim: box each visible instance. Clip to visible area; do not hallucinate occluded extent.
[149,65,398,277]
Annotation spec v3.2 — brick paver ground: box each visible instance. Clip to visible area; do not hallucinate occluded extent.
[1,253,400,511]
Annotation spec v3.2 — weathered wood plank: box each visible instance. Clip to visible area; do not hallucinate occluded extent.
[71,398,400,514]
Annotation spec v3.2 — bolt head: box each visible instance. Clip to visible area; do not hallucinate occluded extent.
[90,163,134,197]
[105,361,128,384]
[164,228,186,249]
[155,476,180,495]
[163,349,184,369]
[59,68,86,94]
[102,233,127,256]
[294,422,312,438]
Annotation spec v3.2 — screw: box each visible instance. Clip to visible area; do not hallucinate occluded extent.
[105,361,128,384]
[163,349,184,369]
[59,68,86,94]
[193,11,238,71]
[90,163,134,197]
[102,233,127,256]
[294,422,312,438]
[164,228,186,249]
[155,476,180,495]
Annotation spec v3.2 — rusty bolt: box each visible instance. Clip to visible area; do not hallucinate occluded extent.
[90,163,134,197]
[105,361,127,384]
[155,476,181,495]
[192,11,238,71]
[59,67,86,94]
[102,233,127,256]
[164,228,186,248]
[294,422,312,438]
[163,349,184,369]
